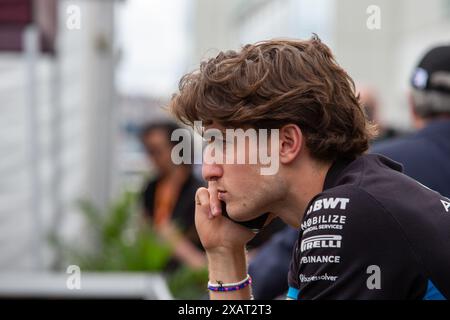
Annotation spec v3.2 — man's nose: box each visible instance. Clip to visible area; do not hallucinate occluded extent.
[202,161,223,182]
[202,143,224,181]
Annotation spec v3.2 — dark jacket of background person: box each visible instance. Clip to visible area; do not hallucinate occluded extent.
[248,226,298,299]
[371,119,450,198]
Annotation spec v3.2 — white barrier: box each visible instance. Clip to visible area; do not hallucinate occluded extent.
[0,272,173,299]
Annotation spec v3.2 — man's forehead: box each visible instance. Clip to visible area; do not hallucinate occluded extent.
[200,123,224,137]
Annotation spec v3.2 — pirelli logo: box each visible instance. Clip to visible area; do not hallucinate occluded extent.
[300,235,342,252]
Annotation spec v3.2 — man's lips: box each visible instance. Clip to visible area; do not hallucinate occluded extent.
[217,190,227,200]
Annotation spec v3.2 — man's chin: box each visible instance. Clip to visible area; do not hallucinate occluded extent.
[225,203,261,222]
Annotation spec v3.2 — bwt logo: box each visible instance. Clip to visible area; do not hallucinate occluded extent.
[306,197,350,214]
[301,235,342,252]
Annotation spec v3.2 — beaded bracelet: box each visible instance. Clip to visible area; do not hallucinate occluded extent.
[207,274,252,292]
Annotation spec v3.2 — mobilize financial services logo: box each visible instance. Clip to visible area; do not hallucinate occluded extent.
[300,235,342,253]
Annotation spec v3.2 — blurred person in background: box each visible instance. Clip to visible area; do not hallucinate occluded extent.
[140,121,206,270]
[248,225,298,299]
[357,84,402,142]
[372,45,450,197]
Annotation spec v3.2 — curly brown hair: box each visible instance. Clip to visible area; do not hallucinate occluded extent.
[169,35,377,161]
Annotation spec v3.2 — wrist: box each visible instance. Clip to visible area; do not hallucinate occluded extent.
[206,246,251,299]
[206,246,247,284]
[208,274,252,292]
[206,245,245,257]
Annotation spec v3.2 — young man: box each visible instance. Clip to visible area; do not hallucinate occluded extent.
[169,36,450,299]
[249,44,450,300]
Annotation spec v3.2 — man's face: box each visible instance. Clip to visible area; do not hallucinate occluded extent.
[202,125,286,221]
[143,129,174,175]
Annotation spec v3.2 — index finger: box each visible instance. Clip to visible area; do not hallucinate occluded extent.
[208,183,222,217]
[195,187,213,219]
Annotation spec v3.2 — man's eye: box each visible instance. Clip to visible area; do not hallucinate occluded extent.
[201,136,212,143]
[205,138,216,144]
[203,137,226,144]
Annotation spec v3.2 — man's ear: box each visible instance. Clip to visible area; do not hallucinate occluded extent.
[279,124,303,164]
